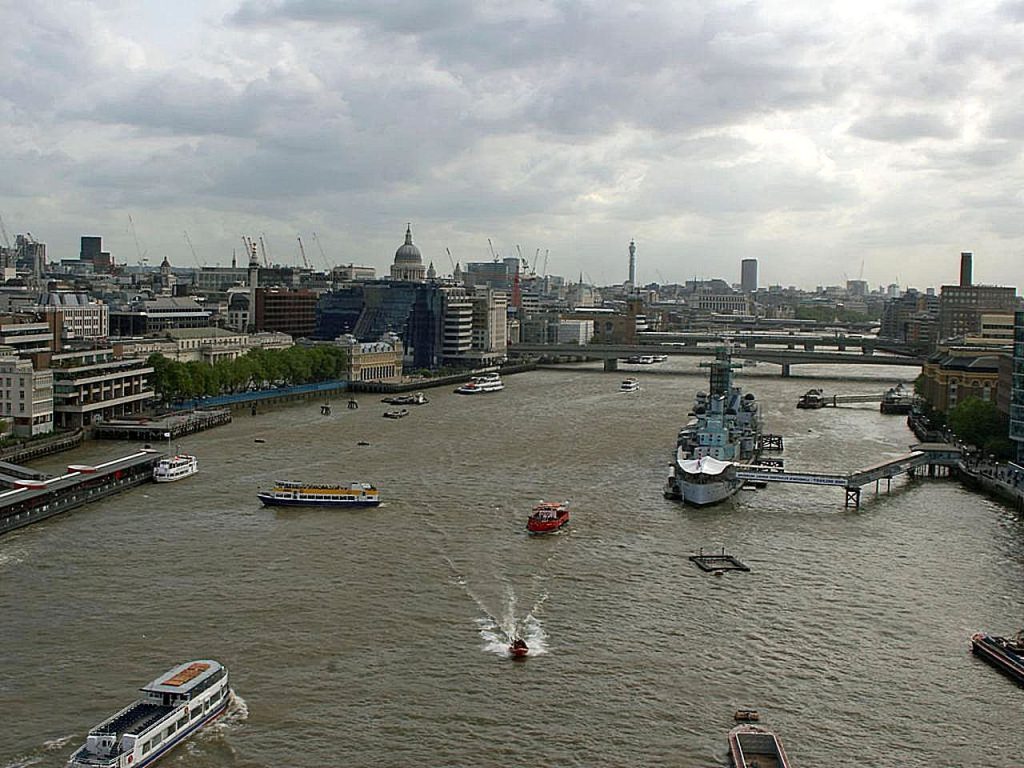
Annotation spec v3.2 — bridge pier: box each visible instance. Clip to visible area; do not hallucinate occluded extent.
[604,358,619,372]
[781,364,792,377]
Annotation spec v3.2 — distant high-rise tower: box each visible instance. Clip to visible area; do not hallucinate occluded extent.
[627,240,637,288]
[741,258,758,294]
[960,251,973,287]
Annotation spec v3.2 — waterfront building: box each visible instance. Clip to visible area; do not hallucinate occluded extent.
[335,334,403,382]
[48,347,155,429]
[316,281,420,343]
[0,354,54,436]
[390,225,427,282]
[33,291,109,341]
[254,287,318,338]
[1011,310,1024,464]
[919,346,1002,413]
[740,258,757,294]
[441,286,474,364]
[0,316,54,356]
[468,288,508,366]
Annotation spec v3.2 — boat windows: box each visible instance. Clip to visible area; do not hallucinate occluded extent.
[191,707,202,720]
[142,741,152,754]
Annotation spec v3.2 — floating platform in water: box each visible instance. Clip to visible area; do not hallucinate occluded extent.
[689,548,750,573]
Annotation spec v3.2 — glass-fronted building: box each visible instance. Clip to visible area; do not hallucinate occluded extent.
[1011,310,1024,464]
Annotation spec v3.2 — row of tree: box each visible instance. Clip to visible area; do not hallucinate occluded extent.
[148,346,349,402]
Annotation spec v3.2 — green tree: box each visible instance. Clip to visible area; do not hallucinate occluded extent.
[947,397,1011,457]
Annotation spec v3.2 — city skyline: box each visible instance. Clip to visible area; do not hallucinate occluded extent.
[3,1,1024,291]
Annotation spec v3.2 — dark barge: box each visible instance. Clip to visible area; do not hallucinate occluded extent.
[971,631,1024,684]
[0,450,162,537]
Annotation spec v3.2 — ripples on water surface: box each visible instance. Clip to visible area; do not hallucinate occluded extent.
[3,361,1024,767]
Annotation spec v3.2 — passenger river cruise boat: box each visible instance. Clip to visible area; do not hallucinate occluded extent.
[152,454,198,483]
[67,660,231,768]
[257,480,381,507]
[455,373,504,394]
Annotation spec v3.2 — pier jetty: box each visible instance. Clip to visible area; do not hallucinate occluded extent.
[734,442,961,508]
[93,409,231,441]
[0,450,163,537]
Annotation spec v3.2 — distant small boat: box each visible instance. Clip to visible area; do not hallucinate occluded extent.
[733,709,760,722]
[509,638,529,659]
[620,378,640,392]
[383,409,409,419]
[254,438,266,444]
[381,392,429,405]
[728,724,791,768]
[357,440,370,446]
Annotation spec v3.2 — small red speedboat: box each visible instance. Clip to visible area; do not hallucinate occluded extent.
[527,501,570,534]
[509,638,529,658]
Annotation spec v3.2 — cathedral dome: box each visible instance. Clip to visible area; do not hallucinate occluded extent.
[394,224,422,264]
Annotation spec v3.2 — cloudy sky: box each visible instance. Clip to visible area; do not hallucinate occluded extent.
[2,0,1023,291]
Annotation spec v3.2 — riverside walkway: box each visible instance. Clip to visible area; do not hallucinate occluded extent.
[735,443,961,507]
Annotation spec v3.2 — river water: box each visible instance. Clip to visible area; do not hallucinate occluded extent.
[2,360,1023,768]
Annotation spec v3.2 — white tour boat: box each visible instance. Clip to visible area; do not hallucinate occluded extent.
[152,454,198,483]
[257,480,381,507]
[620,378,641,392]
[67,660,231,768]
[455,373,505,394]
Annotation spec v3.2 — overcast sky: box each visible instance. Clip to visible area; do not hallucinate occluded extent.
[2,0,1023,291]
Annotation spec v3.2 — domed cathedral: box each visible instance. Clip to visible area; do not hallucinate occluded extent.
[390,224,427,282]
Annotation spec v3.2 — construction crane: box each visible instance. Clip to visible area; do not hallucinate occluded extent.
[515,244,527,274]
[297,236,310,269]
[445,247,456,272]
[183,230,202,268]
[258,235,270,267]
[0,213,11,249]
[542,249,550,278]
[487,238,498,262]
[128,214,147,264]
[311,232,330,270]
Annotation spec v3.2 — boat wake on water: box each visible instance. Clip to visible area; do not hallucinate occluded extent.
[476,586,549,658]
[2,734,75,768]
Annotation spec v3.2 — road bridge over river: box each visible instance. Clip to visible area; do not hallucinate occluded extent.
[509,342,923,376]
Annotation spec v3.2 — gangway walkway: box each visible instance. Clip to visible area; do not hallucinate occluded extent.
[735,443,961,507]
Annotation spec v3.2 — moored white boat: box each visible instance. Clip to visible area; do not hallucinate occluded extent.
[152,455,198,483]
[66,660,231,768]
[455,373,504,394]
[620,378,640,392]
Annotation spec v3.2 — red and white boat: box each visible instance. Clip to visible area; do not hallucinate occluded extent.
[509,638,529,658]
[526,501,570,534]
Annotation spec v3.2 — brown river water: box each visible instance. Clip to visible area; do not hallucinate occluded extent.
[2,360,1023,767]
